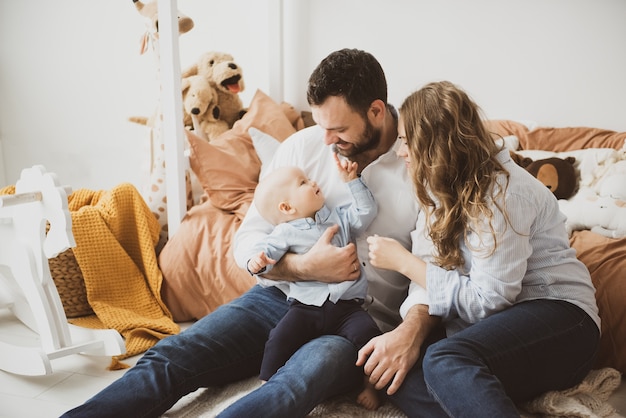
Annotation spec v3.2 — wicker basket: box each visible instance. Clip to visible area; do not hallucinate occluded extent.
[48,248,94,318]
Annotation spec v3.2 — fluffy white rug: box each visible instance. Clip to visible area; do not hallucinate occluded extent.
[162,367,623,418]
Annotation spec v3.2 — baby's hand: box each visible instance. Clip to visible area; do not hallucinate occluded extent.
[247,252,277,274]
[333,152,358,182]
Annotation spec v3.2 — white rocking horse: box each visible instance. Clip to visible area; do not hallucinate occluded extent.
[0,165,125,376]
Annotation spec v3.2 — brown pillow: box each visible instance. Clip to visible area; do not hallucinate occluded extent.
[485,120,626,152]
[484,119,530,146]
[570,231,626,374]
[523,127,626,152]
[187,89,297,213]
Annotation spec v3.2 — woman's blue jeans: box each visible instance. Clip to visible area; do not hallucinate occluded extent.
[389,299,599,418]
[61,285,598,418]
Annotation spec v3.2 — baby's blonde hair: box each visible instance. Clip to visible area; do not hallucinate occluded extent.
[254,166,302,225]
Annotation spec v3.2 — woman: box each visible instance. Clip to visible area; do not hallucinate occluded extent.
[359,81,600,417]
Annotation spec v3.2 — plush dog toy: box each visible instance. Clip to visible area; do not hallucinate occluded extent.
[182,75,229,141]
[514,154,579,200]
[182,51,246,128]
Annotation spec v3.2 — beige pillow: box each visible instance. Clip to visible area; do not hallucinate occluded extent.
[187,89,297,213]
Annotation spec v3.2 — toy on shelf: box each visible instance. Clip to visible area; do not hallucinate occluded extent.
[182,51,247,130]
[0,166,124,376]
[182,74,229,141]
[128,0,198,251]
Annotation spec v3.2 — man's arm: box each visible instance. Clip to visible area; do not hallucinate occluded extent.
[234,204,360,283]
[234,126,359,283]
[260,225,361,283]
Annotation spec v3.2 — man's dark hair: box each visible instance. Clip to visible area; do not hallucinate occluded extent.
[307,48,388,116]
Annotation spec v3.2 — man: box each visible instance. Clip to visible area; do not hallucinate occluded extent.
[61,48,435,418]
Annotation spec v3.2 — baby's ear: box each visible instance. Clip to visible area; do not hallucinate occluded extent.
[278,202,295,215]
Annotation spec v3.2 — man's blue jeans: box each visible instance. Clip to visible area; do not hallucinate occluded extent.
[62,285,598,418]
[60,285,362,418]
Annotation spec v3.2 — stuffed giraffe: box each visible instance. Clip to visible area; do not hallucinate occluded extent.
[130,0,200,253]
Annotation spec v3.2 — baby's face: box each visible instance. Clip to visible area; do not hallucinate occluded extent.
[286,168,325,216]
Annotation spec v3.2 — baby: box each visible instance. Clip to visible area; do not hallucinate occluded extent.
[247,153,381,410]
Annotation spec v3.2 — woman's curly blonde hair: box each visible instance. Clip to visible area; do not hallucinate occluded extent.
[400,81,510,271]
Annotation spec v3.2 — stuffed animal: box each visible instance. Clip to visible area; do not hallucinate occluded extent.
[592,158,626,200]
[128,0,197,250]
[134,0,194,55]
[128,0,195,127]
[558,189,626,239]
[596,173,626,200]
[517,155,579,200]
[182,51,246,128]
[181,75,229,141]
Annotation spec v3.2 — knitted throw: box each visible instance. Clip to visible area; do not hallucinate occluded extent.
[64,184,179,369]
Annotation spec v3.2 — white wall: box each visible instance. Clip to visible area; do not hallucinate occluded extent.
[283,0,626,130]
[0,0,272,190]
[1,0,625,191]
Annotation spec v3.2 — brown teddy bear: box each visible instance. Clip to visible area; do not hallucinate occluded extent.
[182,51,246,128]
[514,154,579,200]
[181,75,229,141]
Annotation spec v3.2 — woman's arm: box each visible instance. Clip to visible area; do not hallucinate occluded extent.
[367,235,427,288]
[360,235,438,394]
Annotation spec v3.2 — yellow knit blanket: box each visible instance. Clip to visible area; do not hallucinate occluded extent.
[0,183,179,370]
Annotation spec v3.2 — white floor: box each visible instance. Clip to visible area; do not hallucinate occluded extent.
[0,309,145,418]
[1,309,625,418]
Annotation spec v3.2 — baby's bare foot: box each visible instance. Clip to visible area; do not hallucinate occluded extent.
[356,384,380,411]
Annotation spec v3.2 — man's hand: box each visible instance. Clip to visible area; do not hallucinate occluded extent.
[267,224,361,283]
[356,305,440,395]
[356,324,422,395]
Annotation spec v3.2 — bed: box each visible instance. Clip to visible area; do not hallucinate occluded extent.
[149,91,626,416]
[142,7,626,373]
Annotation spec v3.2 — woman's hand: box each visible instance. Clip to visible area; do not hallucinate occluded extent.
[367,235,428,287]
[356,323,422,395]
[367,235,412,274]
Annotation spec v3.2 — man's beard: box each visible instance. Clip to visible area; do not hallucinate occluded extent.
[333,121,382,158]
